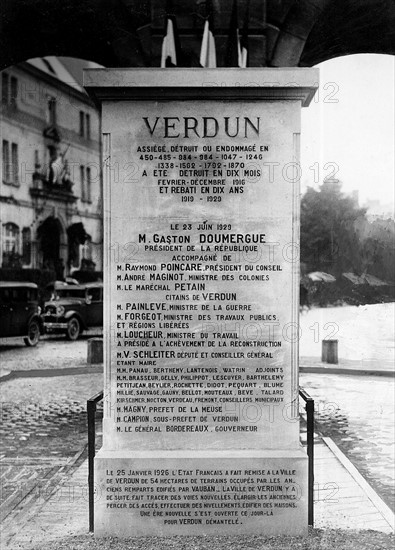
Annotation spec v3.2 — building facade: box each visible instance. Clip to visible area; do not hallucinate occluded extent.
[0,57,102,280]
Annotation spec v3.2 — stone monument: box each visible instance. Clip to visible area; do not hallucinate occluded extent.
[84,68,318,537]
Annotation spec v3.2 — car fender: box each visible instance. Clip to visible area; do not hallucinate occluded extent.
[26,314,44,335]
[64,310,86,329]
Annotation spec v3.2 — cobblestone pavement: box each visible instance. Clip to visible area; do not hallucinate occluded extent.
[1,339,393,533]
[0,372,103,518]
[0,334,101,372]
[300,372,395,511]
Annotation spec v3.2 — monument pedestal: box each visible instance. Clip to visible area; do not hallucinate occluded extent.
[95,449,307,536]
[85,68,318,537]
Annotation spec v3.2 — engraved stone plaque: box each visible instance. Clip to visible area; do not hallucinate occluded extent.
[84,68,318,536]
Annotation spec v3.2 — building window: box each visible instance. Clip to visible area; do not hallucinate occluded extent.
[10,76,18,107]
[11,143,19,185]
[81,236,92,261]
[2,140,10,182]
[2,141,18,185]
[47,97,57,125]
[80,166,92,202]
[79,111,91,139]
[3,223,20,265]
[80,165,85,201]
[34,149,40,169]
[1,73,17,106]
[79,111,85,136]
[2,72,9,105]
[86,113,91,139]
[86,166,91,202]
[81,236,95,271]
[22,227,31,265]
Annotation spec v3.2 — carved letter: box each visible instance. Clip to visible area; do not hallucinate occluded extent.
[203,117,219,138]
[143,117,160,135]
[164,117,180,138]
[184,117,200,138]
[245,117,260,137]
[224,117,239,138]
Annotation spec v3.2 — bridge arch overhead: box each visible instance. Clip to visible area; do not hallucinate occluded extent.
[0,0,394,70]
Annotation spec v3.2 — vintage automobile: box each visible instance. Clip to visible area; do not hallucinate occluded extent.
[0,282,43,346]
[42,282,103,340]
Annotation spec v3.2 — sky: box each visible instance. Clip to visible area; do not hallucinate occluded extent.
[32,53,394,211]
[301,54,394,209]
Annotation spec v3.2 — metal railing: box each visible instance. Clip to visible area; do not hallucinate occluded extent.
[299,387,315,526]
[87,388,315,531]
[87,390,104,533]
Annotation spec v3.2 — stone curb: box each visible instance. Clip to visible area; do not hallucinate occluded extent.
[1,445,89,547]
[0,369,11,381]
[0,365,103,382]
[300,366,394,377]
[322,436,395,532]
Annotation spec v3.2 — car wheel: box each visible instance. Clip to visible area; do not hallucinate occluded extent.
[66,317,81,341]
[24,319,40,347]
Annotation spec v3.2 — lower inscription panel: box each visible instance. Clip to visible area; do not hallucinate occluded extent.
[95,450,308,536]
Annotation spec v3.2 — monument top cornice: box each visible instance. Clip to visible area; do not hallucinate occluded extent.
[84,68,319,107]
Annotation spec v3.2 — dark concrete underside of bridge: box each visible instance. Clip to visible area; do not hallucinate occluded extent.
[0,0,394,70]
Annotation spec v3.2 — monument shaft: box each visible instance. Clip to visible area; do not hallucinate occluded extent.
[84,68,318,536]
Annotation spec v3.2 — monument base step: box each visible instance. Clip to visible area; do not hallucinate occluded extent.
[94,449,308,537]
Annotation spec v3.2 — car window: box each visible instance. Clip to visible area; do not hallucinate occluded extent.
[11,288,26,302]
[0,287,37,303]
[0,289,11,304]
[26,288,38,301]
[56,288,86,299]
[88,288,101,302]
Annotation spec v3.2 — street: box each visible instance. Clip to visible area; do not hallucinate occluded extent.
[300,372,395,511]
[0,333,101,373]
[0,337,394,515]
[0,337,103,514]
[299,303,395,367]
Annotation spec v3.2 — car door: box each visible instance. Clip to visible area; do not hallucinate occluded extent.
[0,288,14,337]
[25,287,39,330]
[11,287,30,335]
[85,287,103,327]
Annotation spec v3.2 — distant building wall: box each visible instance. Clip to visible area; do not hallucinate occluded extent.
[0,58,103,277]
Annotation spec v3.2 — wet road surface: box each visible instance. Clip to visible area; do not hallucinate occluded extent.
[1,339,393,518]
[300,372,395,511]
[0,334,100,373]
